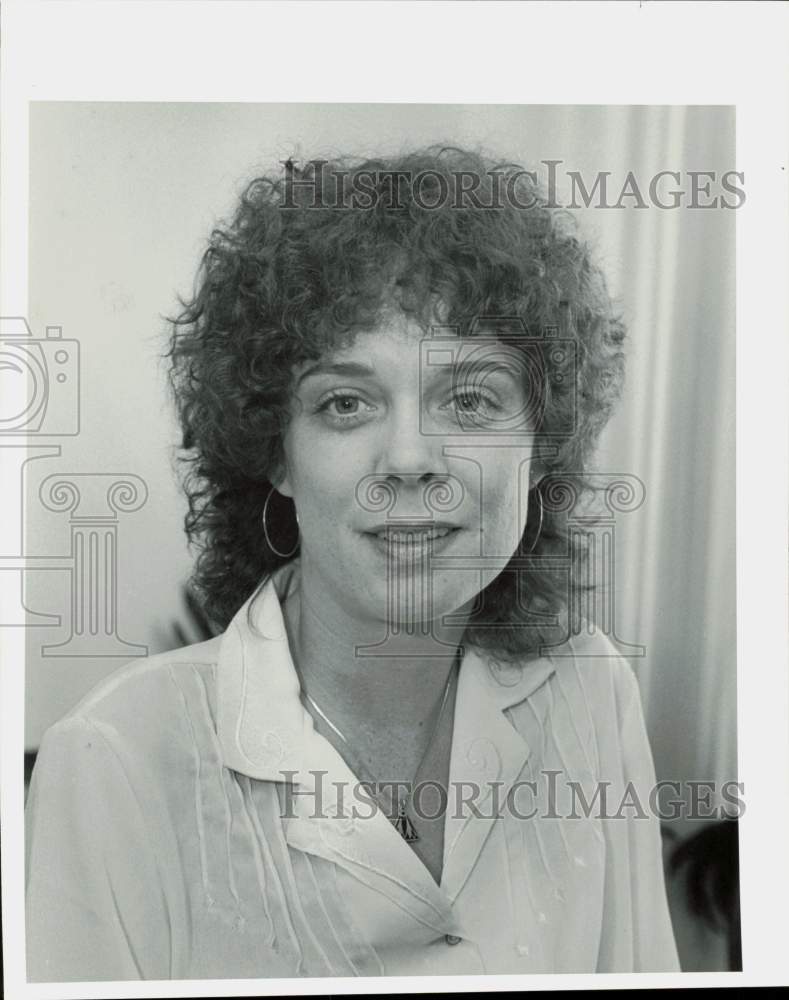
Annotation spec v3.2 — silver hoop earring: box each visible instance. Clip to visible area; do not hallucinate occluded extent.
[262,487,300,559]
[525,486,544,555]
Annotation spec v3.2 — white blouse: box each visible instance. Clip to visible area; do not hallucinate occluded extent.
[26,560,680,981]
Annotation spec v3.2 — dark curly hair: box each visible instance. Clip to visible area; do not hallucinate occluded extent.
[165,146,626,660]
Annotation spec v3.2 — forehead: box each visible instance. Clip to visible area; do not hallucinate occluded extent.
[293,312,527,382]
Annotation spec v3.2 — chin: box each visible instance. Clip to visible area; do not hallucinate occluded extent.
[390,574,481,621]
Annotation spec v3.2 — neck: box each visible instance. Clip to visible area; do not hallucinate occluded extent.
[279,560,469,741]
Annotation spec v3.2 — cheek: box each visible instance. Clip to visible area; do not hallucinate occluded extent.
[477,460,530,536]
[288,438,366,514]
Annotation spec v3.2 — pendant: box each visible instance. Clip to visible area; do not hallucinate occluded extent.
[393,798,419,843]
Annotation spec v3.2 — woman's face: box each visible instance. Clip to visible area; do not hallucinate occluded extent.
[276,311,537,630]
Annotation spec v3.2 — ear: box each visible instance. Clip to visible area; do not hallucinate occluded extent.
[269,456,293,499]
[270,461,294,499]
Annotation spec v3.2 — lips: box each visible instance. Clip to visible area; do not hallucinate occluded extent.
[379,527,453,540]
[364,523,460,542]
[361,523,462,563]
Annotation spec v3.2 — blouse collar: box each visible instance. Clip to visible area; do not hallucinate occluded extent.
[215,557,558,788]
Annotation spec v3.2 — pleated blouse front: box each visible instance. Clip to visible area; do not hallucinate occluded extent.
[25,562,680,981]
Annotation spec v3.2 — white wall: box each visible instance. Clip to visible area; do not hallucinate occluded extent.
[24,104,736,809]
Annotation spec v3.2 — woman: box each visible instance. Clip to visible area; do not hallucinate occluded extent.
[25,147,680,980]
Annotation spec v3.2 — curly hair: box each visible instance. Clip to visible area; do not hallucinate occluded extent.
[165,146,626,660]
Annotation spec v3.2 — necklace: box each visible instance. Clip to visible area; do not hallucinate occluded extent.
[300,652,459,844]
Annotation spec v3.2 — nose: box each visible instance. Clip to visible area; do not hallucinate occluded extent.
[372,399,450,485]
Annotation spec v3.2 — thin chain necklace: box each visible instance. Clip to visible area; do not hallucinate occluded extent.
[301,652,459,843]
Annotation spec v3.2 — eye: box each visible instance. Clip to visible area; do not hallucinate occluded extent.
[454,391,487,412]
[327,394,359,415]
[314,390,374,426]
[444,388,501,421]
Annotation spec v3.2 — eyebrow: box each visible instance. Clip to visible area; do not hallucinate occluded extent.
[434,359,525,388]
[296,359,518,386]
[296,361,376,385]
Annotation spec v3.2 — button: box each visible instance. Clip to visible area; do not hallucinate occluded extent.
[445,934,462,946]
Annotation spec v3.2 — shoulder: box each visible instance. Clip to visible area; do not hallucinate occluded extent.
[543,628,659,784]
[477,627,643,747]
[60,634,224,723]
[547,627,643,720]
[37,634,225,770]
[503,628,645,770]
[472,625,640,717]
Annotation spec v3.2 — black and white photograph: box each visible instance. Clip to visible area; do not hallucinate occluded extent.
[2,2,788,996]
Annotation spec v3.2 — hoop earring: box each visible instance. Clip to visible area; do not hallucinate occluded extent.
[525,486,544,555]
[262,487,300,559]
